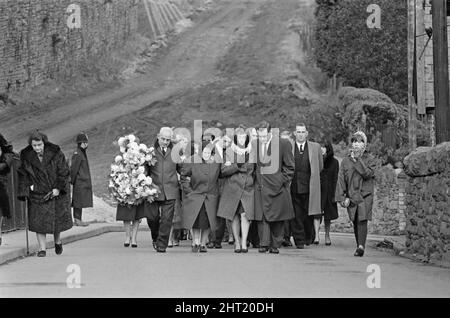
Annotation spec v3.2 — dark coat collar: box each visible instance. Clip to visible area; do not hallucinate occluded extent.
[154,139,173,156]
[21,142,61,169]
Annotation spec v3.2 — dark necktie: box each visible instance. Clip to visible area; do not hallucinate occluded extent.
[38,153,44,162]
[162,148,166,156]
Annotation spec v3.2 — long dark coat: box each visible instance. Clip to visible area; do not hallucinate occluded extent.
[254,137,295,222]
[335,153,376,222]
[0,153,13,218]
[320,145,339,221]
[70,147,93,209]
[217,151,255,221]
[179,155,221,231]
[18,143,73,234]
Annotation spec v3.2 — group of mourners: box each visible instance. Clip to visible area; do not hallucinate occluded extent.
[0,120,376,258]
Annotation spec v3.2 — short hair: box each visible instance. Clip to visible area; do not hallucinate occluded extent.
[28,131,47,145]
[159,127,173,137]
[256,120,271,132]
[295,123,307,130]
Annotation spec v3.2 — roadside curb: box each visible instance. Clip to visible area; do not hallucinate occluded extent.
[0,223,126,265]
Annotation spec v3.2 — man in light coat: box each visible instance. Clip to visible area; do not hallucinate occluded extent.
[289,123,323,248]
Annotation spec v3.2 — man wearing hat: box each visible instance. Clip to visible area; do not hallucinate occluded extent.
[70,133,93,226]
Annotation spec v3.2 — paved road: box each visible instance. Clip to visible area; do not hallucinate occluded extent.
[1,232,449,297]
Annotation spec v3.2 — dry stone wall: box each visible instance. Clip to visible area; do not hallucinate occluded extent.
[0,0,139,92]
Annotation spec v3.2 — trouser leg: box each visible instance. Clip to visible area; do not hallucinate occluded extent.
[257,216,271,248]
[270,221,285,249]
[156,200,175,249]
[73,208,82,220]
[214,216,226,245]
[290,193,308,245]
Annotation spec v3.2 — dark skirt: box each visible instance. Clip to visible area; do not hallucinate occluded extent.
[234,201,245,217]
[323,202,339,221]
[192,203,210,230]
[116,203,146,222]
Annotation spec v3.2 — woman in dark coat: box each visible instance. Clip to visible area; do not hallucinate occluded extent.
[0,134,14,246]
[180,141,221,253]
[320,141,339,246]
[335,131,376,257]
[217,126,255,253]
[17,131,73,257]
[70,133,93,226]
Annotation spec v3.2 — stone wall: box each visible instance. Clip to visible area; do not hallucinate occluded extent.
[403,142,450,265]
[331,164,407,236]
[0,0,139,92]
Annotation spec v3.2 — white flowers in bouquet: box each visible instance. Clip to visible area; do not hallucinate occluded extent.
[109,134,159,206]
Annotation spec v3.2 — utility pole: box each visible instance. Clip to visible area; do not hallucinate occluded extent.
[408,0,417,150]
[432,0,450,143]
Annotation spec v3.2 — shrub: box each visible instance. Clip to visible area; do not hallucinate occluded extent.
[313,0,407,105]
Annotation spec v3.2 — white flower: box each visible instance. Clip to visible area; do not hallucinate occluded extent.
[118,137,126,147]
[137,166,145,174]
[128,135,136,143]
[114,155,123,164]
[139,143,147,151]
[138,173,146,181]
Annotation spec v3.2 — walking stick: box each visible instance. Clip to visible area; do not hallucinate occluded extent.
[24,198,29,255]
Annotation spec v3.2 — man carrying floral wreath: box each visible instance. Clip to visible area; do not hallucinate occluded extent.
[145,127,181,253]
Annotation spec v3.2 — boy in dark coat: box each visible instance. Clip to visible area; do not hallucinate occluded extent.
[70,133,93,226]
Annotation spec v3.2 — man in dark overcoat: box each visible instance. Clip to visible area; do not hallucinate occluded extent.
[254,121,295,254]
[70,133,93,226]
[17,131,72,257]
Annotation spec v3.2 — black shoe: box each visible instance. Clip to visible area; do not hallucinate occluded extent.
[156,246,166,253]
[55,243,63,255]
[199,246,207,253]
[124,243,130,247]
[313,240,319,245]
[282,240,292,247]
[241,248,248,253]
[258,247,269,253]
[214,243,222,249]
[296,244,305,249]
[37,250,46,257]
[269,247,279,254]
[234,248,241,253]
[152,242,157,250]
[355,246,364,257]
[131,244,138,248]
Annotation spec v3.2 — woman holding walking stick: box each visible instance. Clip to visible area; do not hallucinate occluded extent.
[17,131,73,257]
